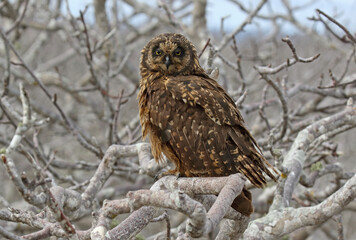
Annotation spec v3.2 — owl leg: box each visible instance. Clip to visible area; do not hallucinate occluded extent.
[154,168,182,181]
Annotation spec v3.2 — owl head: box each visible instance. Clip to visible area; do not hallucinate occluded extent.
[140,33,205,77]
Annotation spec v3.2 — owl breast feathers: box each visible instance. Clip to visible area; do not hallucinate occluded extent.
[138,33,277,216]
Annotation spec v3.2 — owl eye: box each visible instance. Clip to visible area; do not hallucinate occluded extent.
[153,49,162,56]
[174,48,183,56]
[174,49,181,56]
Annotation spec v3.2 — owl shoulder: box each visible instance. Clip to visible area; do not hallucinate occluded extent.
[165,75,243,125]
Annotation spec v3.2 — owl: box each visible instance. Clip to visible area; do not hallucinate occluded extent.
[138,33,277,216]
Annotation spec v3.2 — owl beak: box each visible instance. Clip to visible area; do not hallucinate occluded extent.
[165,55,171,69]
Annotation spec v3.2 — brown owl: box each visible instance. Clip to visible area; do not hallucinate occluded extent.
[138,33,277,216]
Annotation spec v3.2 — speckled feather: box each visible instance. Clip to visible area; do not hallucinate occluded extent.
[138,33,277,215]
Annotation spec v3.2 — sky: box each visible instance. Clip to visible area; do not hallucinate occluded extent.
[65,0,356,34]
[208,0,356,33]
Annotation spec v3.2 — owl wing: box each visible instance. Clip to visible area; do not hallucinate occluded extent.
[159,75,277,187]
[166,75,243,126]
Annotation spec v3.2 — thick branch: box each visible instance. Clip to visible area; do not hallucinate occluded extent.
[243,173,356,239]
[281,106,356,207]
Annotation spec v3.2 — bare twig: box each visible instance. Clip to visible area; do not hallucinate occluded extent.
[5,0,29,34]
[255,37,320,74]
[316,9,356,44]
[151,210,171,240]
[198,38,210,59]
[0,225,25,240]
[217,0,268,52]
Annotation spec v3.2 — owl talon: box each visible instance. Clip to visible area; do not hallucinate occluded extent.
[153,170,164,182]
[175,172,183,180]
[154,169,180,181]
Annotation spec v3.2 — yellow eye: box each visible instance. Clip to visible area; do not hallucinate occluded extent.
[155,50,162,56]
[175,49,181,56]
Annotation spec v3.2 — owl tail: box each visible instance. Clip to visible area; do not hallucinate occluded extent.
[230,187,253,216]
